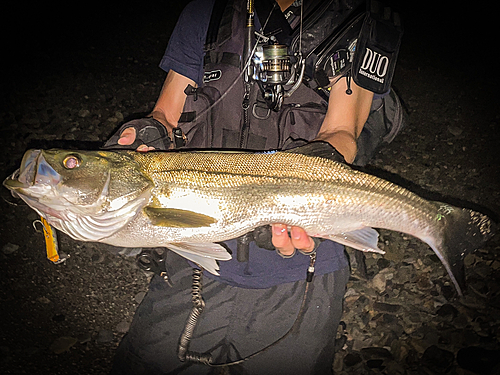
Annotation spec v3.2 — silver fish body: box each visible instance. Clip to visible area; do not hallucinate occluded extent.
[4,147,496,295]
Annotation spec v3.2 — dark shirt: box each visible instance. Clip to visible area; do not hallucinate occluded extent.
[159,0,348,288]
[159,0,215,85]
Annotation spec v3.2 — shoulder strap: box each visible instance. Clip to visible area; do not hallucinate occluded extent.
[205,0,232,51]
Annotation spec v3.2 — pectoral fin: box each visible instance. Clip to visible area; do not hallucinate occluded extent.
[166,242,232,275]
[144,207,217,228]
[325,227,384,254]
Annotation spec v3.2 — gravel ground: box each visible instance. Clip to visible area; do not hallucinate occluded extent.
[1,2,499,374]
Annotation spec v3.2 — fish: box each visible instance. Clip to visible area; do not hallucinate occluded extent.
[3,143,496,295]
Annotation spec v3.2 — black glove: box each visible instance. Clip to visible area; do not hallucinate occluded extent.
[102,118,172,151]
[283,140,347,164]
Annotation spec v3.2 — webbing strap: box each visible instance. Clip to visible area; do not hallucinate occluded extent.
[203,51,241,67]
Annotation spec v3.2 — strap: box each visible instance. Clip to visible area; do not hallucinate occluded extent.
[205,0,232,51]
[203,51,241,67]
[178,111,197,123]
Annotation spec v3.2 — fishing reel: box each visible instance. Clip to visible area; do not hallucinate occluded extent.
[252,40,305,112]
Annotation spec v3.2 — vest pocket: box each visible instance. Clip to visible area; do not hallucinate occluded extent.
[178,86,221,148]
[277,102,328,150]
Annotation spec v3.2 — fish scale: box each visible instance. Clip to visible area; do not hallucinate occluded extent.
[132,151,447,250]
[131,150,352,181]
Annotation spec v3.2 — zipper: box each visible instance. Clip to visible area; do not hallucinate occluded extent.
[239,83,252,148]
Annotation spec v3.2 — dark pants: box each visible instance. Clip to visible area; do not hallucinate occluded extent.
[111,252,349,375]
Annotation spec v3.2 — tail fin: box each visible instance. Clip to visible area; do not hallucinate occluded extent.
[432,203,496,296]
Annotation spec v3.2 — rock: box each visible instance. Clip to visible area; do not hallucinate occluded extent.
[491,260,500,270]
[373,302,402,314]
[377,258,391,270]
[115,321,130,333]
[91,252,105,263]
[370,273,387,293]
[64,133,76,140]
[394,265,413,284]
[86,134,101,142]
[383,360,406,374]
[134,291,146,304]
[118,247,143,257]
[50,336,78,354]
[360,347,393,360]
[114,111,124,121]
[448,124,463,136]
[391,339,410,363]
[2,243,19,255]
[473,263,492,279]
[415,273,433,290]
[436,304,458,319]
[77,332,92,344]
[421,345,454,373]
[409,338,427,354]
[332,350,346,372]
[457,346,500,375]
[343,352,363,367]
[352,337,373,351]
[464,253,477,267]
[37,297,51,304]
[78,109,91,118]
[96,330,114,343]
[366,359,384,369]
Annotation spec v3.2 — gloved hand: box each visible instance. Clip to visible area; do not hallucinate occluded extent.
[102,118,173,151]
[284,140,347,163]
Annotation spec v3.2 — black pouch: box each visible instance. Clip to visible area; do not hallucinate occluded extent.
[177,85,222,148]
[352,1,403,94]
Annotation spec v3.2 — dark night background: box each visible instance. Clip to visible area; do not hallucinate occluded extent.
[1,1,499,374]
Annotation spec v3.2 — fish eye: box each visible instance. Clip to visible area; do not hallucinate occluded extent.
[63,155,81,169]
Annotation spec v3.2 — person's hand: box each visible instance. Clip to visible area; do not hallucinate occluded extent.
[117,127,156,152]
[102,117,172,151]
[271,224,316,257]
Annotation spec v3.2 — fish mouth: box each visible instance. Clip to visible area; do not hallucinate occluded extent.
[4,149,61,192]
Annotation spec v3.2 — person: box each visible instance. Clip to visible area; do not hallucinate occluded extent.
[106,0,404,373]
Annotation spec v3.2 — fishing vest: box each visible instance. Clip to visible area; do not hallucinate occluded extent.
[177,0,403,155]
[178,0,365,151]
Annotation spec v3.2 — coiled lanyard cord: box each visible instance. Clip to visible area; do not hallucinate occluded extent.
[177,252,317,367]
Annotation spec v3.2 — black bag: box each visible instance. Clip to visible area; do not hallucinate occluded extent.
[352,2,403,94]
[300,0,402,95]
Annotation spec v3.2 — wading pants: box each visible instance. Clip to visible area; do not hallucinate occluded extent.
[110,252,349,375]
